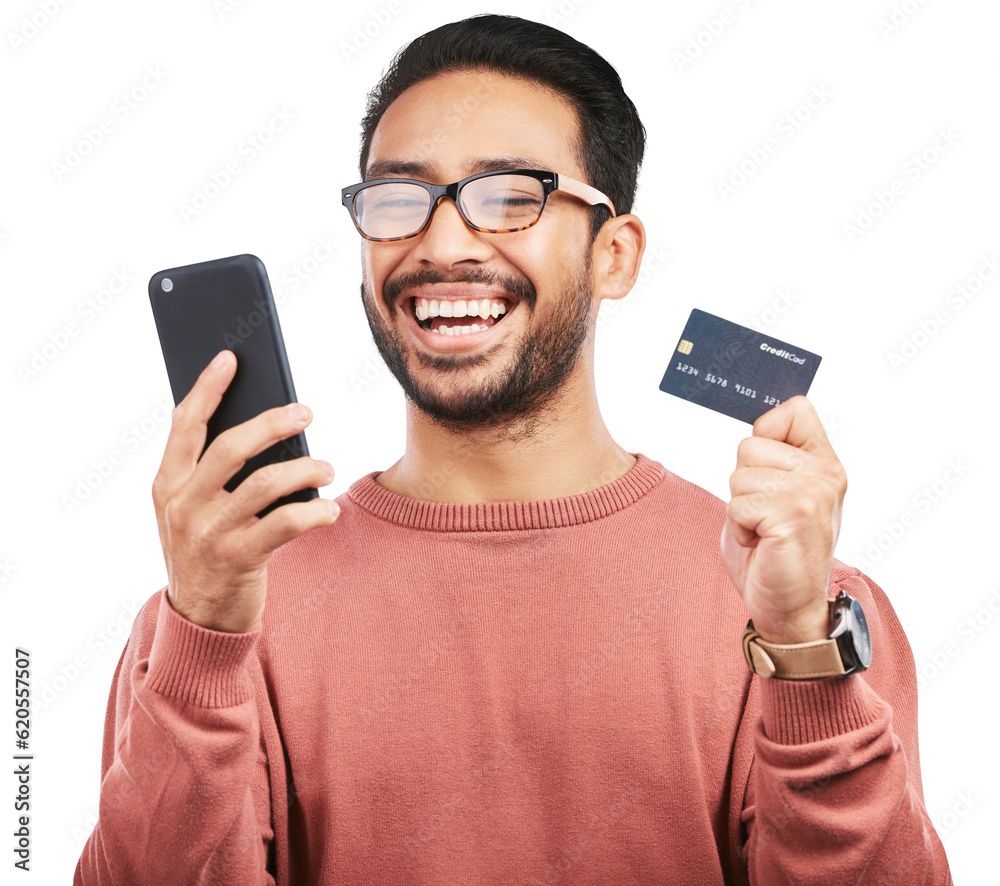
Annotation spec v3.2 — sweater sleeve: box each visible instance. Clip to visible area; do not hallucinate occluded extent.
[739,569,953,884]
[74,588,276,885]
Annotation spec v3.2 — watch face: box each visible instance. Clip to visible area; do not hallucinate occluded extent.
[831,592,873,673]
[849,598,873,669]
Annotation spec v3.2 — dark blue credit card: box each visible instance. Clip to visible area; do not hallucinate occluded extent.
[658,309,822,424]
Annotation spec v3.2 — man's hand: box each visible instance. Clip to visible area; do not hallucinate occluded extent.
[721,396,847,645]
[152,350,339,633]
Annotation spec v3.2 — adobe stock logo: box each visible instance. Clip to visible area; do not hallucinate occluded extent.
[340,1,403,62]
[745,288,799,334]
[876,0,933,40]
[6,0,72,53]
[34,600,143,714]
[842,127,960,244]
[177,107,295,223]
[716,85,833,201]
[17,268,133,385]
[672,0,756,73]
[886,253,998,370]
[61,398,173,513]
[852,459,971,572]
[51,66,167,182]
[916,589,1000,692]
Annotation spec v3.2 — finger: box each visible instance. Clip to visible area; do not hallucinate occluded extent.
[736,437,847,504]
[155,350,237,496]
[727,473,840,541]
[234,496,341,559]
[187,402,313,501]
[206,457,334,533]
[752,395,834,456]
[730,479,839,542]
[723,506,760,548]
[729,465,811,499]
[727,489,802,544]
[736,436,812,472]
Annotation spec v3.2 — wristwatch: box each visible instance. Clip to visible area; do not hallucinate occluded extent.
[741,590,872,680]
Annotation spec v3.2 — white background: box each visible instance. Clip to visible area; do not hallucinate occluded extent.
[2,0,997,881]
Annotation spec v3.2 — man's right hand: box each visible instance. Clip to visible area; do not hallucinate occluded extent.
[151,349,338,633]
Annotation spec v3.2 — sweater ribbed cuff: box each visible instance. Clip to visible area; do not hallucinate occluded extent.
[759,674,883,745]
[144,589,260,708]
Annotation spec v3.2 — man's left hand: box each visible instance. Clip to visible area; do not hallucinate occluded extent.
[721,395,848,645]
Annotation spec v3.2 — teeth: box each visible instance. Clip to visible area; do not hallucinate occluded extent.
[430,323,489,335]
[415,297,508,322]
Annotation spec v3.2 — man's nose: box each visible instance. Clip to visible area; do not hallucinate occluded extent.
[411,196,493,270]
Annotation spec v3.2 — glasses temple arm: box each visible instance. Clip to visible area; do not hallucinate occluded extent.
[556,175,617,217]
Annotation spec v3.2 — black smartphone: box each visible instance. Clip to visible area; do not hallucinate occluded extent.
[148,253,318,518]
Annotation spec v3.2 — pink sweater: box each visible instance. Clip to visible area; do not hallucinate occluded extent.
[76,453,952,884]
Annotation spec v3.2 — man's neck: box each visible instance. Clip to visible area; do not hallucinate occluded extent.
[374,375,636,503]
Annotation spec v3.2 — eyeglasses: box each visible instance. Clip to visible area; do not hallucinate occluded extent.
[340,169,616,241]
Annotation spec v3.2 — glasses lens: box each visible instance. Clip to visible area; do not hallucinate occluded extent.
[354,182,431,239]
[459,174,545,232]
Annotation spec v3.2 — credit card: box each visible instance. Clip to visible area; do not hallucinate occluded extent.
[658,309,822,424]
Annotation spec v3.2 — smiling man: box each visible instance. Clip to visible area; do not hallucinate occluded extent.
[351,67,640,500]
[77,14,951,886]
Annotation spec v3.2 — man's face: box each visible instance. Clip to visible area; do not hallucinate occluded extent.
[359,70,599,438]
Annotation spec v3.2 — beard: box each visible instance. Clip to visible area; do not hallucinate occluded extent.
[360,261,594,441]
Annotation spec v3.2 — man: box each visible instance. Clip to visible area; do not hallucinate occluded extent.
[77,14,952,885]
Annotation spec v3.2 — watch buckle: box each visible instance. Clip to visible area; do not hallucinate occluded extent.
[741,626,776,678]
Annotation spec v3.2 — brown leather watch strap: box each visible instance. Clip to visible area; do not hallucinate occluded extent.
[741,624,847,680]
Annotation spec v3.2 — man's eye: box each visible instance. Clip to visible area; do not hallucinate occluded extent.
[478,192,541,208]
[375,197,424,209]
[491,197,540,207]
[365,190,429,216]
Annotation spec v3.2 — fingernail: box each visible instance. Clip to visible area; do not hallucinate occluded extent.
[289,403,310,423]
[212,351,229,369]
[320,460,334,478]
[327,500,341,518]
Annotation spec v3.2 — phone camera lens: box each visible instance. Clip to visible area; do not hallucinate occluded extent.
[161,278,173,292]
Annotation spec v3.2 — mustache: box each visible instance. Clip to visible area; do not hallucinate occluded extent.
[382,267,536,311]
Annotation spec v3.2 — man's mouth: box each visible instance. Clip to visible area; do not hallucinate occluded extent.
[409,295,516,335]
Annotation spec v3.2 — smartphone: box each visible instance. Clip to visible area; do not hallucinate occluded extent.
[148,253,319,518]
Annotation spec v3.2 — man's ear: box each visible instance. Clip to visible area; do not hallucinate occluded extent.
[590,213,646,302]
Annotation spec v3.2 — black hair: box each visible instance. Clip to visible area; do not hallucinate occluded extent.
[358,13,645,238]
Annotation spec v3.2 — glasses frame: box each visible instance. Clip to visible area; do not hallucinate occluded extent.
[340,168,617,242]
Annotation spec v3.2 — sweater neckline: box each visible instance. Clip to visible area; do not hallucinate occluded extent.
[346,452,665,532]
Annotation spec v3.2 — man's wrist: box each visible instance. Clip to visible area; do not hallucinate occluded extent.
[742,590,872,680]
[749,597,831,645]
